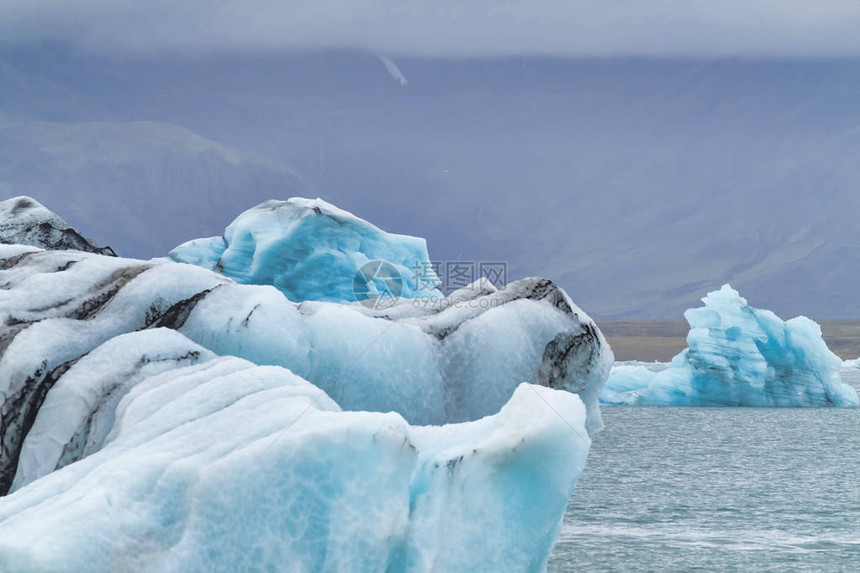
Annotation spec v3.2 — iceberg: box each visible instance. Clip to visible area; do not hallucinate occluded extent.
[0,197,612,571]
[176,275,612,431]
[601,285,859,407]
[0,329,590,572]
[168,198,443,303]
[0,245,611,466]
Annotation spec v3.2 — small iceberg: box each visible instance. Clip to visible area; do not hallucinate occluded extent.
[601,285,859,407]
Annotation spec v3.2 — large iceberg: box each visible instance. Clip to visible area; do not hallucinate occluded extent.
[601,285,858,407]
[168,197,443,303]
[0,197,612,571]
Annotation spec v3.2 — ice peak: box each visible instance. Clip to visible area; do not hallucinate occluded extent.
[0,195,116,256]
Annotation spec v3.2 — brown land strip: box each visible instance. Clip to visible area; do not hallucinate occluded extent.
[598,319,860,362]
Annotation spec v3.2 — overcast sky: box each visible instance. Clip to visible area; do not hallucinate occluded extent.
[2,0,860,58]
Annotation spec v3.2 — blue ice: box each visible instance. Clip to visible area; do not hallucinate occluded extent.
[168,198,443,303]
[601,285,859,407]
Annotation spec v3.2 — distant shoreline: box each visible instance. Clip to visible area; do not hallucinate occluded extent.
[597,319,860,362]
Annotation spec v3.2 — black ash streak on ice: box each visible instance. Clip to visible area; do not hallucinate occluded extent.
[0,257,606,494]
[0,254,155,493]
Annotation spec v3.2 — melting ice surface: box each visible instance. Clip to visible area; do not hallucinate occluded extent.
[0,197,613,572]
[601,285,858,407]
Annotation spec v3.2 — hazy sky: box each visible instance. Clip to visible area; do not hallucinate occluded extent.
[3,1,860,58]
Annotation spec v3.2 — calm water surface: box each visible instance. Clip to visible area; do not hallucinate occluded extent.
[548,369,860,572]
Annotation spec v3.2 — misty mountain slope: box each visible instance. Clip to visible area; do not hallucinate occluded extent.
[534,125,860,318]
[0,120,309,255]
[1,50,859,317]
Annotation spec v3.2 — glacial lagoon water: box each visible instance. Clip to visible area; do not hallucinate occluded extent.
[548,369,860,572]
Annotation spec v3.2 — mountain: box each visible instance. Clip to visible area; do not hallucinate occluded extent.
[0,119,307,256]
[1,48,859,318]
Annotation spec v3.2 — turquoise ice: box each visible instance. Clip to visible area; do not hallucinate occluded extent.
[601,285,858,407]
[168,198,443,303]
